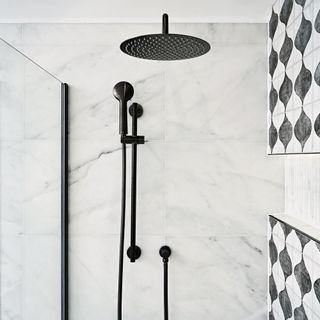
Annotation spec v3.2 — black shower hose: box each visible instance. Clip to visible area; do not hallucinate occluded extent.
[117,142,126,320]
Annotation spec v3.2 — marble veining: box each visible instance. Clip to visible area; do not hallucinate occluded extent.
[0,37,62,320]
[0,23,284,320]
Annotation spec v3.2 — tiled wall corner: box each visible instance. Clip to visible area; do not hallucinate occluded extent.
[285,155,320,226]
[268,0,320,154]
[268,215,320,319]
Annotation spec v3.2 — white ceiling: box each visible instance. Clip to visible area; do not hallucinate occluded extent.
[0,0,275,23]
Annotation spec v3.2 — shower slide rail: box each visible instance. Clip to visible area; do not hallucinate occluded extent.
[120,102,144,262]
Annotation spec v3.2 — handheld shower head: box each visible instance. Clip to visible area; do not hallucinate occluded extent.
[113,81,134,136]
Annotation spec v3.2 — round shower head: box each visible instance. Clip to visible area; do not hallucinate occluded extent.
[120,14,211,61]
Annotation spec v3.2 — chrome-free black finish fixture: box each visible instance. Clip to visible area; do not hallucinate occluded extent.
[113,81,134,136]
[61,83,69,320]
[127,103,143,263]
[113,82,145,320]
[117,141,126,320]
[160,246,171,320]
[120,13,211,61]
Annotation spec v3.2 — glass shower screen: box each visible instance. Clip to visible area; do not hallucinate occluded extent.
[0,37,68,320]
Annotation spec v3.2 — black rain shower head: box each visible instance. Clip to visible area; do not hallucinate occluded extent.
[120,14,211,61]
[113,81,134,136]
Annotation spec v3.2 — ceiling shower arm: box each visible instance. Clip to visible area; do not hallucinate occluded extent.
[162,13,169,34]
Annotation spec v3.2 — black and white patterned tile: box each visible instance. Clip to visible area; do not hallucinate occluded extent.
[268,215,320,319]
[268,0,320,154]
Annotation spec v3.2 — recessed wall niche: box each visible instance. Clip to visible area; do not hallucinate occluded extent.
[268,0,320,154]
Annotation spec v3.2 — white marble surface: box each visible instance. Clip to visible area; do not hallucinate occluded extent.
[0,235,23,319]
[0,23,284,319]
[0,43,25,141]
[168,235,267,320]
[285,155,320,226]
[69,140,165,236]
[0,37,62,320]
[165,141,283,237]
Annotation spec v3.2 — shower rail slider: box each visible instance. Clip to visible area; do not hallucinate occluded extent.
[121,135,145,144]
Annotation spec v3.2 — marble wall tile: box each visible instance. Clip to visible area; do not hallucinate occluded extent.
[20,23,266,47]
[0,39,25,141]
[167,235,267,320]
[0,132,61,237]
[23,235,60,320]
[0,23,284,320]
[69,139,122,235]
[0,24,23,46]
[69,235,165,320]
[0,35,62,320]
[24,64,61,140]
[23,140,61,235]
[69,235,119,320]
[1,283,23,320]
[0,141,24,236]
[20,44,165,141]
[69,140,164,236]
[167,23,268,46]
[0,236,23,320]
[22,24,161,46]
[204,23,268,45]
[165,45,268,142]
[165,141,283,237]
